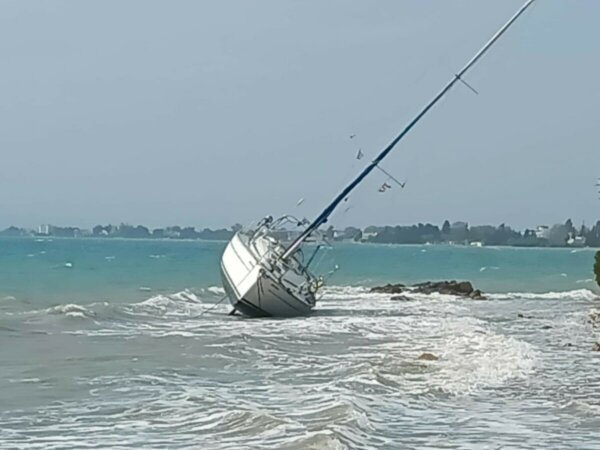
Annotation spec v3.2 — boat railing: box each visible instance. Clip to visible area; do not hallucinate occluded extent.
[243,214,332,295]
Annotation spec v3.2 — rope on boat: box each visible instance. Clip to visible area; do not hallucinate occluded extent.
[194,292,230,318]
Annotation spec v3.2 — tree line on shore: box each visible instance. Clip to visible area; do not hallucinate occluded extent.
[0,223,237,240]
[0,219,598,248]
[360,219,598,247]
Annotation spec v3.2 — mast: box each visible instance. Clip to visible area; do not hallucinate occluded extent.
[281,0,536,260]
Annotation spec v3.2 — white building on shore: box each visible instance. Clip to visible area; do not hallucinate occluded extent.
[37,224,51,235]
[535,225,550,240]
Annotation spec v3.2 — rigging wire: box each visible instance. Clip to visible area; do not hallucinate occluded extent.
[194,293,230,318]
[282,0,537,261]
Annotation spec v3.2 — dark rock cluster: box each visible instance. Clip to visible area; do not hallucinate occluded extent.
[369,283,405,294]
[412,281,485,299]
[370,280,486,300]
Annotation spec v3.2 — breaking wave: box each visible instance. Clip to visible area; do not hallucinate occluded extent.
[2,282,599,448]
[46,303,99,320]
[490,289,598,302]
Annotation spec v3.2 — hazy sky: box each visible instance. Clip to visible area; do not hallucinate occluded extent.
[1,0,599,230]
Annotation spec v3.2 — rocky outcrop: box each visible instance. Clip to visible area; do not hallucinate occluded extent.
[418,352,439,361]
[370,283,405,294]
[412,280,486,299]
[593,343,600,352]
[371,280,486,299]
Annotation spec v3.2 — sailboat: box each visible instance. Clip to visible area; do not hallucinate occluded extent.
[221,0,537,317]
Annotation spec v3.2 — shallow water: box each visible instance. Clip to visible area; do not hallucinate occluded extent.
[1,238,599,449]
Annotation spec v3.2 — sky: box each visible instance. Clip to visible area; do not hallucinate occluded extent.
[1,0,599,231]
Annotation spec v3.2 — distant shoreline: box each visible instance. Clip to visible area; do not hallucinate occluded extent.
[1,219,597,249]
[0,234,597,251]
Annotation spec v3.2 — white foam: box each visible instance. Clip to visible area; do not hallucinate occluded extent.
[207,286,225,295]
[278,431,347,450]
[9,378,42,384]
[568,399,600,414]
[47,303,96,319]
[491,289,598,301]
[170,290,201,302]
[65,311,89,319]
[320,285,373,300]
[430,328,537,395]
[136,295,173,309]
[127,290,206,319]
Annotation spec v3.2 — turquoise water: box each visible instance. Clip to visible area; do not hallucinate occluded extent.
[1,237,599,449]
[0,237,596,305]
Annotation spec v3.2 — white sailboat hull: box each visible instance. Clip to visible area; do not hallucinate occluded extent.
[221,232,316,317]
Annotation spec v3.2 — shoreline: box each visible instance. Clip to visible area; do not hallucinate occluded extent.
[0,235,596,251]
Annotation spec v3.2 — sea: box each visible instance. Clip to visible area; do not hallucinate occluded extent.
[1,237,599,449]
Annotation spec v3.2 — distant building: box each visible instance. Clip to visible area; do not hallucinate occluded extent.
[164,228,181,238]
[38,224,51,235]
[567,233,586,247]
[333,230,346,241]
[535,225,550,240]
[362,231,378,241]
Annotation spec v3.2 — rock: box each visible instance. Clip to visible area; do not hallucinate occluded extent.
[418,352,439,361]
[593,343,600,352]
[517,313,524,318]
[413,280,469,295]
[371,280,486,299]
[456,281,474,294]
[370,283,405,294]
[390,295,411,301]
[469,289,486,300]
[412,280,485,299]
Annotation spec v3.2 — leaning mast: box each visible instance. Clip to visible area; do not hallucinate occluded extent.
[282,0,536,260]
